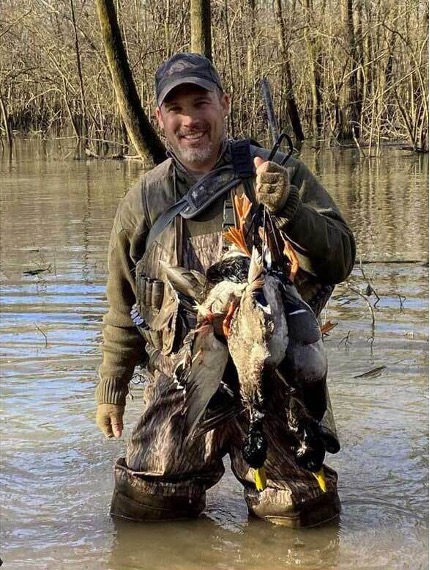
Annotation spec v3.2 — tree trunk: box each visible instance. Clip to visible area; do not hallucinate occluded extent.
[70,0,88,139]
[338,0,362,140]
[190,0,212,60]
[0,90,12,149]
[95,0,166,164]
[246,0,256,82]
[274,0,305,143]
[223,0,235,137]
[304,0,323,136]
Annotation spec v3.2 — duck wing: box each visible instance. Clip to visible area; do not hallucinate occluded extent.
[175,326,229,441]
[190,381,241,439]
[281,281,322,344]
[160,262,207,303]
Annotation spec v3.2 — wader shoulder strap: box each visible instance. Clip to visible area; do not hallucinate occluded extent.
[223,139,255,231]
[145,197,188,251]
[145,140,256,250]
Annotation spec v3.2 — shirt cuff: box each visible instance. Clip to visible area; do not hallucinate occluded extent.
[95,377,129,405]
[278,185,300,222]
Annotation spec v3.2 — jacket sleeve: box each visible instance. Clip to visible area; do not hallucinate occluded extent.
[275,158,356,284]
[95,180,149,406]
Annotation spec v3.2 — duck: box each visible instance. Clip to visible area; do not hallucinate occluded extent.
[223,243,289,490]
[162,193,338,492]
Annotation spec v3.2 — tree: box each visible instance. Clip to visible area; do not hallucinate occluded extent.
[95,0,165,163]
[337,0,362,140]
[1,0,427,152]
[190,0,212,59]
[304,0,323,136]
[274,0,305,144]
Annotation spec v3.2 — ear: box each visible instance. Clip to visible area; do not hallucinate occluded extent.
[155,106,164,130]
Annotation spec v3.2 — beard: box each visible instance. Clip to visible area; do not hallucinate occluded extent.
[168,121,225,170]
[174,140,216,167]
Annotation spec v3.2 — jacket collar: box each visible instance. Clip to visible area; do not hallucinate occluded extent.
[167,138,231,186]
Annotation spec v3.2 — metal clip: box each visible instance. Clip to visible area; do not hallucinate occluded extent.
[268,132,294,166]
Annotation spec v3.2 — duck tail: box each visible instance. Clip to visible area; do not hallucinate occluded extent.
[247,246,265,290]
[223,193,253,256]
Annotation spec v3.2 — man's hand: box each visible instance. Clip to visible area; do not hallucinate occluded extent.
[254,157,290,214]
[96,404,125,438]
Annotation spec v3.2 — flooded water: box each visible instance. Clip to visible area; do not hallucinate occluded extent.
[1,139,428,569]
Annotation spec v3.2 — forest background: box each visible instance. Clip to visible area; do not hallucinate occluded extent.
[0,0,428,159]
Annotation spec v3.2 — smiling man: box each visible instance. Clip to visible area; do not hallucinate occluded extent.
[96,52,355,527]
[155,60,230,173]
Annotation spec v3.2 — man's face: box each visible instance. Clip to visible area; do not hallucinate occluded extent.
[156,84,230,173]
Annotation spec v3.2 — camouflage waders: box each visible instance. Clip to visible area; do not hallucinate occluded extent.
[110,367,340,528]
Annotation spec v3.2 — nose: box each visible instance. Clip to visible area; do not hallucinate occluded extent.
[181,111,200,128]
[178,103,202,127]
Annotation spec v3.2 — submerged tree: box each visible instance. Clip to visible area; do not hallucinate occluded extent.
[95,0,165,163]
[274,0,305,145]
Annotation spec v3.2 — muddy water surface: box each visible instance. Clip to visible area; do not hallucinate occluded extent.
[0,140,428,569]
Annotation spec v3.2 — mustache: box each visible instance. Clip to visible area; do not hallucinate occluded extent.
[176,123,209,137]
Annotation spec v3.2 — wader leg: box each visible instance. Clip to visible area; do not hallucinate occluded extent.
[110,371,226,521]
[227,374,341,528]
[228,421,340,528]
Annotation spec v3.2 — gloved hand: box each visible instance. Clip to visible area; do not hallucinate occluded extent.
[254,156,290,213]
[96,403,125,438]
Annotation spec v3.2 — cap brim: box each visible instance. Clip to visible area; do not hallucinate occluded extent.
[157,77,218,106]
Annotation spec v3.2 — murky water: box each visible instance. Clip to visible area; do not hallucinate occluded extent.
[1,139,428,569]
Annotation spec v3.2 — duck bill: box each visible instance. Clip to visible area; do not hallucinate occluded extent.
[312,468,327,493]
[254,467,267,491]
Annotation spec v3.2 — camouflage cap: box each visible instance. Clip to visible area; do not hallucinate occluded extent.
[155,52,224,106]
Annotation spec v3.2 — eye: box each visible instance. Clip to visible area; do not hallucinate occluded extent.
[195,98,211,107]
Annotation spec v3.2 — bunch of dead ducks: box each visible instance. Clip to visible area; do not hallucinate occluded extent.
[162,194,340,493]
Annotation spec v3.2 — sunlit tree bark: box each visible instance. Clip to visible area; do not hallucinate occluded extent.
[191,0,212,59]
[95,0,165,163]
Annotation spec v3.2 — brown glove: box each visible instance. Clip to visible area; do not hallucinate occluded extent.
[254,157,290,213]
[96,403,125,438]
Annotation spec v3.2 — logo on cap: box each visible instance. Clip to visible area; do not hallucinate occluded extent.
[164,60,196,76]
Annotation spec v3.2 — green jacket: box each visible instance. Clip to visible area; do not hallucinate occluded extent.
[96,141,355,406]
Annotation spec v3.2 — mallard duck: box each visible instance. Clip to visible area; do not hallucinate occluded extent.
[274,269,340,492]
[162,194,338,493]
[161,196,289,490]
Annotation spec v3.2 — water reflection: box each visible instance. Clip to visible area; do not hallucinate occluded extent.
[310,151,429,262]
[109,515,342,569]
[0,140,428,570]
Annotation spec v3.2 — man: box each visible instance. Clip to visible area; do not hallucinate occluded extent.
[96,52,355,527]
